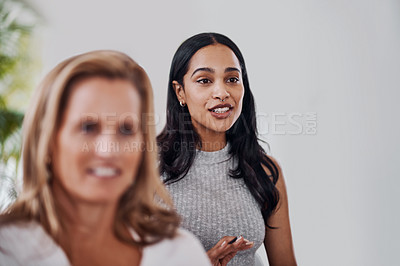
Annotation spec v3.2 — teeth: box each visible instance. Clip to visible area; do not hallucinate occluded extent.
[92,167,117,177]
[212,107,230,113]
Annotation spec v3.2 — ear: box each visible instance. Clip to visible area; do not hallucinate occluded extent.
[172,81,186,104]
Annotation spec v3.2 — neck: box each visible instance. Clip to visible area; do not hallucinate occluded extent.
[196,129,227,152]
[51,181,141,266]
[52,181,119,250]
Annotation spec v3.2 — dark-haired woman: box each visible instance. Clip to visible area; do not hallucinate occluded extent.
[158,33,297,266]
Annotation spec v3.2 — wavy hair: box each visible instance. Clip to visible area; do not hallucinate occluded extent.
[157,33,280,227]
[0,50,180,245]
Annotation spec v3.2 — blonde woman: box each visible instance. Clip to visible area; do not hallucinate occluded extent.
[0,50,210,266]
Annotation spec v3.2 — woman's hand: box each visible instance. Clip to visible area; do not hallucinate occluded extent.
[206,236,254,266]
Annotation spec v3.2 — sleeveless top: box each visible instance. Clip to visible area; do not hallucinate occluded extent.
[164,144,265,265]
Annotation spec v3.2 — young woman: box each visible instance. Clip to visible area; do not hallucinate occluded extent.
[0,50,210,266]
[158,33,297,266]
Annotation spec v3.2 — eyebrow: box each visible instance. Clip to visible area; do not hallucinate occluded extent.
[191,67,241,77]
[191,67,214,77]
[225,67,241,74]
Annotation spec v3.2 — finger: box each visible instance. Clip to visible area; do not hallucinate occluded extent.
[218,240,243,258]
[216,236,237,248]
[230,235,245,248]
[237,240,254,251]
[228,236,255,252]
[207,236,237,260]
[240,238,254,248]
[220,251,237,266]
[215,237,242,259]
[227,236,237,244]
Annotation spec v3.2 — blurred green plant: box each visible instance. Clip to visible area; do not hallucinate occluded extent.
[0,0,39,210]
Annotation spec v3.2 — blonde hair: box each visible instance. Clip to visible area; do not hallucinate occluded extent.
[0,50,180,245]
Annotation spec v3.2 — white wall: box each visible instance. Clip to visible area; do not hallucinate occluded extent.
[28,0,400,265]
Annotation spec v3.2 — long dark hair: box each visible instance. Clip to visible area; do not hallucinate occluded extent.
[157,33,280,227]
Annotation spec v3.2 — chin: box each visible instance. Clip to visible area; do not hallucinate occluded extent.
[211,122,236,133]
[73,188,127,204]
[77,195,121,205]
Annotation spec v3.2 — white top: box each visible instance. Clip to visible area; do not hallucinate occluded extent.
[0,221,211,266]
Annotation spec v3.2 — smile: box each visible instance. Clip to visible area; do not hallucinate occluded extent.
[89,167,120,178]
[212,107,230,113]
[208,103,233,119]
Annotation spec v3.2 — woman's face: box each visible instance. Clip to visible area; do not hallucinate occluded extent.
[175,44,244,140]
[52,77,143,204]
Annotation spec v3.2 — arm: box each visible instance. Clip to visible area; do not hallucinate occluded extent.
[262,158,297,266]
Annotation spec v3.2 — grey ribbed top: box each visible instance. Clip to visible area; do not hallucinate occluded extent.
[164,144,265,266]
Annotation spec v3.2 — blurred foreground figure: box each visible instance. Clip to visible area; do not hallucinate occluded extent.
[0,50,210,266]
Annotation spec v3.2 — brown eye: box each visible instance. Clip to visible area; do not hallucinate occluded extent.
[227,77,239,83]
[197,78,211,84]
[119,121,138,135]
[81,122,98,134]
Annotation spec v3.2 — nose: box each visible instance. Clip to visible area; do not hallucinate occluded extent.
[212,81,230,102]
[94,133,119,158]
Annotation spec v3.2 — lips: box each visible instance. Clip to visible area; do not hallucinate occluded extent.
[209,103,232,112]
[208,103,233,119]
[88,166,120,178]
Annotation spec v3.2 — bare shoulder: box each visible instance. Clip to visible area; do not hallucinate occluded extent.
[261,156,297,265]
[261,155,287,196]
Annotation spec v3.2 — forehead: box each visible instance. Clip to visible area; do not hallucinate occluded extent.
[63,76,141,120]
[188,44,241,71]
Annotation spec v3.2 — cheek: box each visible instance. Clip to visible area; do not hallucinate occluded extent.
[236,89,245,110]
[52,131,87,179]
[122,138,144,168]
[186,95,208,120]
[126,147,143,166]
[186,88,208,107]
[187,99,200,111]
[237,86,245,101]
[123,146,144,186]
[52,143,83,182]
[238,95,244,111]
